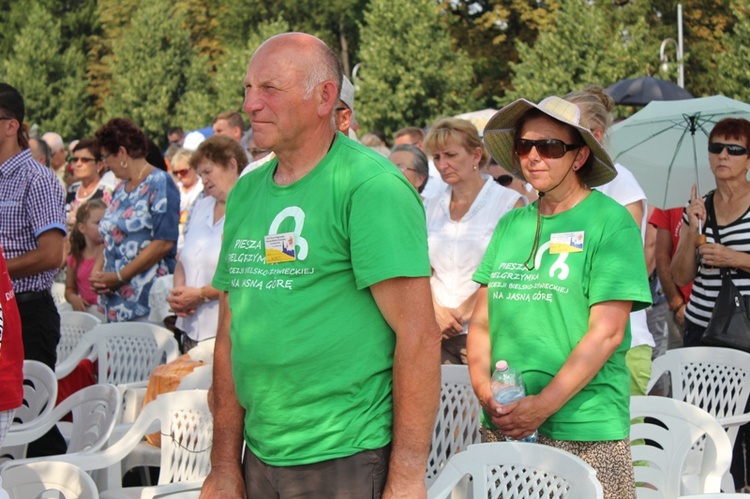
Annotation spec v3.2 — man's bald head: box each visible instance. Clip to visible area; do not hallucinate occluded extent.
[253,33,343,101]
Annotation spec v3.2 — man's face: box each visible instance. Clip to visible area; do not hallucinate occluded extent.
[50,145,66,170]
[167,132,184,146]
[28,138,47,165]
[243,43,318,153]
[213,119,242,143]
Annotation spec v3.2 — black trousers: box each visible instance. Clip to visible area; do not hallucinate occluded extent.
[17,292,67,457]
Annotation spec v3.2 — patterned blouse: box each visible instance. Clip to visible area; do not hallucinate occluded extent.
[98,169,179,322]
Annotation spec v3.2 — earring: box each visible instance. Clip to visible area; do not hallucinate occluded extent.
[473,165,478,171]
[120,160,127,168]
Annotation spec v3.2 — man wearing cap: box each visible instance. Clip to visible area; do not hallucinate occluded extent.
[335,76,355,136]
[201,33,440,499]
[0,83,67,456]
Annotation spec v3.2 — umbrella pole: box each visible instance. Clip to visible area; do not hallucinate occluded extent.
[688,114,701,196]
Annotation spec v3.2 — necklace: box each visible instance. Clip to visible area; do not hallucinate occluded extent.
[137,162,149,180]
[569,187,590,210]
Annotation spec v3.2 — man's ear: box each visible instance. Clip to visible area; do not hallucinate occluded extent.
[318,80,339,118]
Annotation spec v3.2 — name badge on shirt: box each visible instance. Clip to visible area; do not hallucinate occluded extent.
[550,231,584,254]
[264,232,296,263]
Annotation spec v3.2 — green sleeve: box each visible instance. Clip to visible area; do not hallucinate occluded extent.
[349,172,431,289]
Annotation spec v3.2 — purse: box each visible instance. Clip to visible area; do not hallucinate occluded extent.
[700,192,750,352]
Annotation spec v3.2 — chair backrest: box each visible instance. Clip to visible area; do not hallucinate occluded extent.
[51,282,68,307]
[425,365,482,486]
[0,461,99,499]
[13,360,57,427]
[427,442,603,499]
[630,395,732,498]
[58,311,101,364]
[154,390,213,485]
[648,347,750,421]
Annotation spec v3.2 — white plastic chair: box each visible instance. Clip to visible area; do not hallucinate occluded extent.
[51,282,68,308]
[0,461,99,499]
[426,365,482,487]
[2,361,58,460]
[1,384,120,469]
[427,442,603,498]
[679,495,748,498]
[34,390,212,498]
[55,323,179,388]
[630,395,732,498]
[58,311,102,364]
[646,347,750,491]
[139,480,203,498]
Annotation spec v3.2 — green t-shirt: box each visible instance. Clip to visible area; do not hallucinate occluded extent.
[473,190,651,441]
[213,133,430,466]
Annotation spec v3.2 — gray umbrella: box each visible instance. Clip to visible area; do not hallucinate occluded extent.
[606,76,694,106]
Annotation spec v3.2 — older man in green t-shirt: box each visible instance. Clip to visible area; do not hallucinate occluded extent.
[200,33,440,499]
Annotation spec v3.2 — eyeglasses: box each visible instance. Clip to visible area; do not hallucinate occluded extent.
[249,148,269,157]
[100,153,112,161]
[395,164,418,174]
[514,139,582,159]
[708,142,748,156]
[71,156,97,164]
[174,169,191,177]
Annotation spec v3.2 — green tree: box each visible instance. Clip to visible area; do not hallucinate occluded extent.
[440,0,560,106]
[506,0,654,105]
[356,0,479,136]
[1,1,90,139]
[103,1,205,145]
[715,1,750,101]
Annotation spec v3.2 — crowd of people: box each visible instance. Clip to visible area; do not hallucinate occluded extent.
[1,29,750,498]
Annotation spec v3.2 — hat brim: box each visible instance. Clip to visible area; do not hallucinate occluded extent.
[483,98,616,188]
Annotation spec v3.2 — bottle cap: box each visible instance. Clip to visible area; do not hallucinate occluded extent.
[495,360,508,371]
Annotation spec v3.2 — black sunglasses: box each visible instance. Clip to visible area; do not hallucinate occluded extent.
[708,142,748,156]
[514,139,581,159]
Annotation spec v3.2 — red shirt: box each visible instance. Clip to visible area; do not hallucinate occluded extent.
[0,245,24,411]
[649,207,693,302]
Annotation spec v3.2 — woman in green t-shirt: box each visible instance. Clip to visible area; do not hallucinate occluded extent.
[469,96,651,498]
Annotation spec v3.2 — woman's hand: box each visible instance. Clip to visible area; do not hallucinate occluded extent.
[434,303,463,337]
[686,184,706,234]
[699,243,741,268]
[68,294,90,312]
[491,394,550,441]
[167,286,202,316]
[90,271,122,294]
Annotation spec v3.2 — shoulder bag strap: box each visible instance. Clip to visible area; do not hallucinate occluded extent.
[705,191,731,280]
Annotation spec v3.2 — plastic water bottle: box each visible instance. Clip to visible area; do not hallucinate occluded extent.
[490,360,538,443]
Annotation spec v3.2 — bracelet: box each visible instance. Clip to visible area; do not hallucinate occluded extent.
[200,286,210,303]
[116,269,125,283]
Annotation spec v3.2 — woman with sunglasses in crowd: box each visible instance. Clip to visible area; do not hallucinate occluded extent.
[65,138,113,230]
[170,148,203,252]
[90,118,179,323]
[469,96,651,498]
[423,118,525,365]
[672,118,750,493]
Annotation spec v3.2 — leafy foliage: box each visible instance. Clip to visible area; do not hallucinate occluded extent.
[1,1,90,139]
[506,0,655,105]
[356,0,479,136]
[714,0,750,102]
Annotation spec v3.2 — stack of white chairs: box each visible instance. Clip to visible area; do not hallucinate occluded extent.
[57,311,101,365]
[630,395,732,498]
[1,360,57,461]
[27,390,213,498]
[0,384,120,470]
[646,347,750,491]
[427,442,604,498]
[426,365,482,487]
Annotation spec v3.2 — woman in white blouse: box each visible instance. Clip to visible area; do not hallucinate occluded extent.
[167,135,245,352]
[423,118,527,364]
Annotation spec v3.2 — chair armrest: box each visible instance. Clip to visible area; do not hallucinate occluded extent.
[717,412,750,428]
[140,479,205,498]
[120,384,148,424]
[55,339,97,379]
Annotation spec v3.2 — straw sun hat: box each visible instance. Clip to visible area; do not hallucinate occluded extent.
[483,96,616,188]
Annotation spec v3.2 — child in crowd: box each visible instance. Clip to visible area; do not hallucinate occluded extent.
[65,199,106,318]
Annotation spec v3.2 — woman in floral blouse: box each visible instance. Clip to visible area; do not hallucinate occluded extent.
[90,118,179,322]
